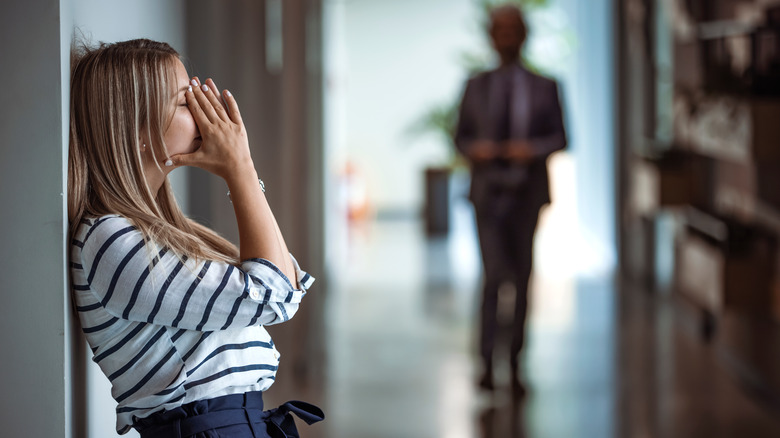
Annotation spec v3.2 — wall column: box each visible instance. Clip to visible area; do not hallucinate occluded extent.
[0,0,72,436]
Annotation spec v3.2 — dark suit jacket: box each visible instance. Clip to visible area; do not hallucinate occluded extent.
[454,65,567,212]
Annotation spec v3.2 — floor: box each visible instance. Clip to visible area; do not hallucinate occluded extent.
[265,190,780,437]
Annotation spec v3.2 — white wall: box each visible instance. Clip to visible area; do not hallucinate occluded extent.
[558,0,616,270]
[0,0,69,436]
[335,0,481,214]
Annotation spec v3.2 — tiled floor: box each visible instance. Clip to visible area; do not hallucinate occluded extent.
[267,193,780,437]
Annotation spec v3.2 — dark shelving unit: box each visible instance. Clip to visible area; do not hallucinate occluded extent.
[620,0,780,409]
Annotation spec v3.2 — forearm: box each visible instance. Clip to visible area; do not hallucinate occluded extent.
[270,203,295,281]
[227,165,295,280]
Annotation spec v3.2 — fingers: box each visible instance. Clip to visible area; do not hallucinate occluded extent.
[222,89,243,125]
[167,150,205,169]
[185,82,210,126]
[190,78,221,123]
[188,76,243,126]
[469,140,497,160]
[204,78,228,113]
[204,78,219,97]
[201,78,230,122]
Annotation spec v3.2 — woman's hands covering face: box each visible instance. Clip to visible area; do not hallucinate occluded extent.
[168,77,254,182]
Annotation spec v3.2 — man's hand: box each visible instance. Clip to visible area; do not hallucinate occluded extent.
[467,140,499,163]
[502,140,535,164]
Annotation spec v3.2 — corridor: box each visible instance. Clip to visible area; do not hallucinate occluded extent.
[310,194,780,437]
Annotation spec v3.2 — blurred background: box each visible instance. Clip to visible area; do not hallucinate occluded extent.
[1,0,780,436]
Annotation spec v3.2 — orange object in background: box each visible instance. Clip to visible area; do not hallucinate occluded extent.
[339,161,371,222]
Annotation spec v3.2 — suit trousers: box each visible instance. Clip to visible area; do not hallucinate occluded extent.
[474,189,540,368]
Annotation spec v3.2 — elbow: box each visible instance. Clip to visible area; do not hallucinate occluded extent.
[556,136,568,153]
[265,302,300,326]
[549,132,567,154]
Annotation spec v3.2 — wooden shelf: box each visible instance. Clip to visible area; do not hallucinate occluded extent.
[697,20,756,40]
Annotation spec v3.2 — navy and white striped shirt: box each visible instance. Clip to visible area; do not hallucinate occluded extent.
[70,215,313,434]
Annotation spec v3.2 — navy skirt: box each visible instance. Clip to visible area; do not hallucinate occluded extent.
[133,392,324,438]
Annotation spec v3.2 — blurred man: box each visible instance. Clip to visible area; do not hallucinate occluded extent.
[454,4,567,394]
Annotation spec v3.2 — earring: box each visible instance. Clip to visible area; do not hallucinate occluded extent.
[142,143,147,150]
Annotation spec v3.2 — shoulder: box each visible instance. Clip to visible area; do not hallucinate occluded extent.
[466,70,493,86]
[461,70,492,99]
[523,68,559,89]
[73,214,142,252]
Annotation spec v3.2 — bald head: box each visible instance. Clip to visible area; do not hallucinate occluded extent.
[488,4,528,65]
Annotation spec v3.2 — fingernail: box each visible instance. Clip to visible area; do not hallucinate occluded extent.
[191,79,198,86]
[188,85,192,92]
[201,84,209,92]
[225,90,232,97]
[165,159,173,167]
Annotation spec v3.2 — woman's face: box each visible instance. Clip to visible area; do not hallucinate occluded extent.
[162,59,201,158]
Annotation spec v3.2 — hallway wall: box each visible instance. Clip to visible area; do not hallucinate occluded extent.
[558,0,616,270]
[0,1,70,436]
[334,0,480,215]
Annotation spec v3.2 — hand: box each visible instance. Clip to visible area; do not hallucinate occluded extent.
[468,140,499,163]
[169,77,254,182]
[502,140,535,164]
[203,77,229,113]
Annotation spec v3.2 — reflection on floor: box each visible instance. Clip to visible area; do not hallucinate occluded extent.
[268,196,780,437]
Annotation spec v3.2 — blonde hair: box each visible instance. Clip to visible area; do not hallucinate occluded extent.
[68,38,238,264]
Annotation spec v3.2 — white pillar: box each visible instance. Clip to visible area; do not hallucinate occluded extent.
[0,0,71,436]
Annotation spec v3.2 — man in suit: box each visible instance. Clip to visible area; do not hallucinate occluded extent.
[454,4,567,394]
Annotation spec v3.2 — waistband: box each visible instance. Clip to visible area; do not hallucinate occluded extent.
[134,392,324,438]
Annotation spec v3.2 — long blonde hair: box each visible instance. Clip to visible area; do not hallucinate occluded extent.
[69,38,238,264]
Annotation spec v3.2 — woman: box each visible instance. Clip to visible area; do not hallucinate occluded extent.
[68,39,323,437]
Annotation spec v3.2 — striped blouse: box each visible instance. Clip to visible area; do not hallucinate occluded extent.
[70,215,313,434]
